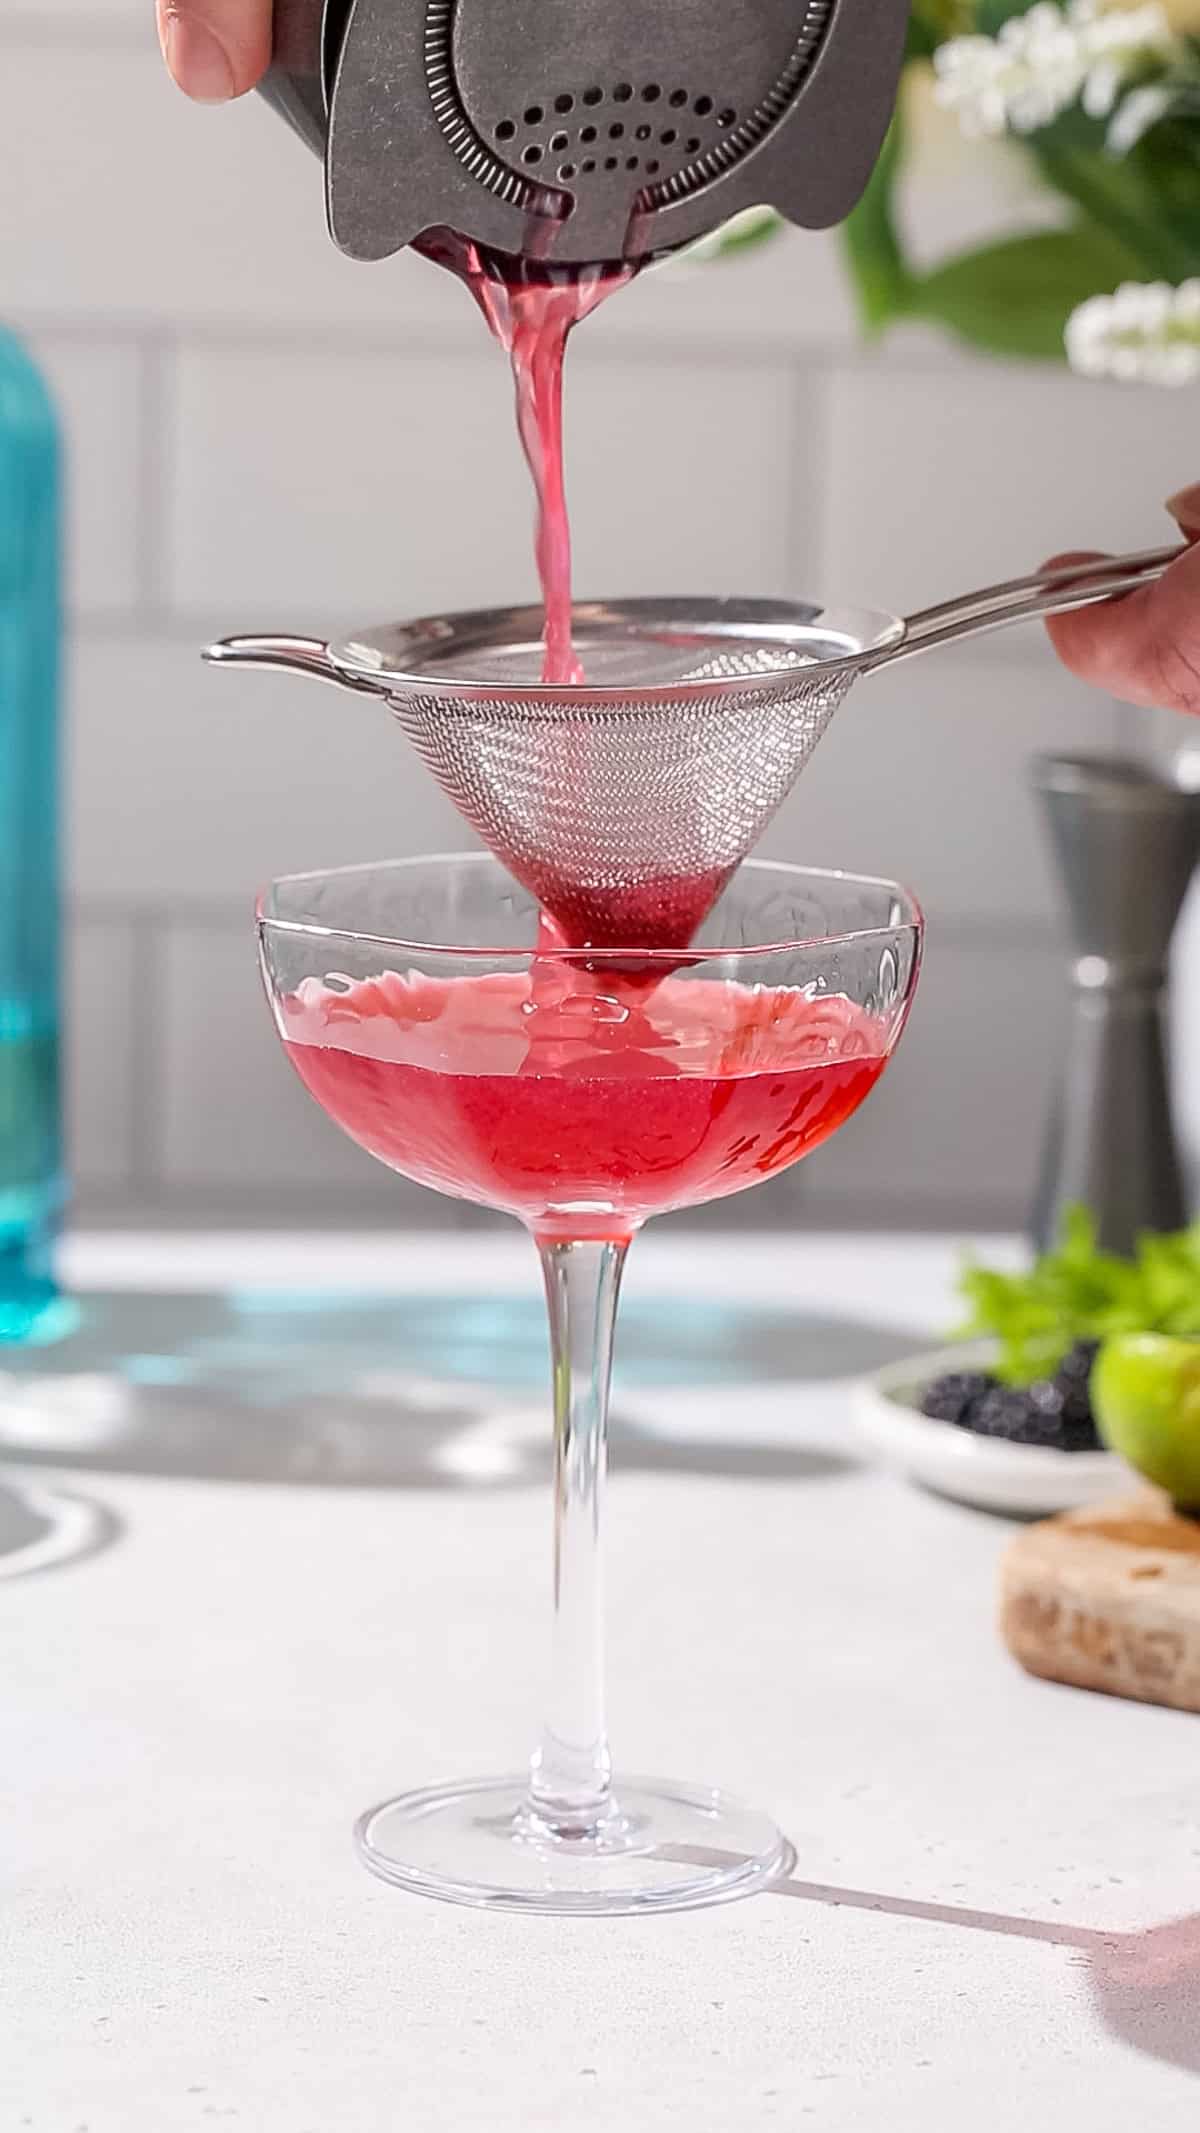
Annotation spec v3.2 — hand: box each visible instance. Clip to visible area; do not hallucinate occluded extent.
[156,0,271,102]
[1044,486,1200,715]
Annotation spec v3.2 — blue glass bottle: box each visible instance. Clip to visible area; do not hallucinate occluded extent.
[0,328,63,1338]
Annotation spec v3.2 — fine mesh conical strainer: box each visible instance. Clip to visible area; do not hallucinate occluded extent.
[206,547,1176,946]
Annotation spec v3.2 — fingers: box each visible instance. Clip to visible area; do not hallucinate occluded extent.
[157,0,272,101]
[1167,482,1200,541]
[1044,526,1200,715]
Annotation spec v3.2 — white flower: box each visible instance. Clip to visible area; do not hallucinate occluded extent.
[1066,278,1200,382]
[1106,75,1200,148]
[1105,78,1175,146]
[934,0,1177,137]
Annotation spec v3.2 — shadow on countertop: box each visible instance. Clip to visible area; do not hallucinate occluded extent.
[0,1289,916,1489]
[666,1844,1200,2079]
[0,1474,122,1581]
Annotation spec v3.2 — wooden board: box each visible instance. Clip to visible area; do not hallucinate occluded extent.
[1000,1492,1200,1712]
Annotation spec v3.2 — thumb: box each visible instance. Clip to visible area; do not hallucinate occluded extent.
[157,1,271,101]
[1167,482,1200,542]
[1045,537,1200,714]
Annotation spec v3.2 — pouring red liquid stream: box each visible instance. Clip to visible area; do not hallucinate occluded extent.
[415,235,727,950]
[419,231,633,686]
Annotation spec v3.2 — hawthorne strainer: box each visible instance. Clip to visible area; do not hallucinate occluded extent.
[206,545,1176,945]
[261,0,910,269]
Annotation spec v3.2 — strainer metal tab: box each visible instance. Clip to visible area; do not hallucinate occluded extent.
[206,546,1176,945]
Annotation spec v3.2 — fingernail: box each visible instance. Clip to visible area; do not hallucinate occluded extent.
[164,13,235,101]
[1167,483,1200,532]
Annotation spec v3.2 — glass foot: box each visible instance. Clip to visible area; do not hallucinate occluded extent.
[354,1775,794,1915]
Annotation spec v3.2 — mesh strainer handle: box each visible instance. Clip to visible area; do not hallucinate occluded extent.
[201,634,382,696]
[879,544,1184,667]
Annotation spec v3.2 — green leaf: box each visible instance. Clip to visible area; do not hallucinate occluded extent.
[903,222,1144,359]
[1034,131,1200,280]
[957,1206,1200,1384]
[840,111,914,335]
[974,0,1041,34]
[905,6,950,63]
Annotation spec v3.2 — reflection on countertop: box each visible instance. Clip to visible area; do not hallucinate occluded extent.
[0,1288,916,1487]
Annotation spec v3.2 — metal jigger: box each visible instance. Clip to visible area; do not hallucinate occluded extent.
[1032,752,1200,1254]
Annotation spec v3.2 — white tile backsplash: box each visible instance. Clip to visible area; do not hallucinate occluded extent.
[159,923,398,1201]
[823,358,1187,618]
[798,927,1065,1226]
[166,340,523,619]
[165,341,799,620]
[25,334,145,618]
[67,914,138,1192]
[6,21,1190,1227]
[0,50,366,333]
[762,652,1122,922]
[585,232,856,356]
[68,636,478,904]
[563,350,802,598]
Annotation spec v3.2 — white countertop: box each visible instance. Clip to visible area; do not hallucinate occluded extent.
[7,1231,1200,2131]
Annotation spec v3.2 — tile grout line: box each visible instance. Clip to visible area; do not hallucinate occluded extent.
[8,307,1020,381]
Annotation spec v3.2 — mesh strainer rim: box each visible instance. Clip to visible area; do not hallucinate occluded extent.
[328,595,907,706]
[257,854,924,962]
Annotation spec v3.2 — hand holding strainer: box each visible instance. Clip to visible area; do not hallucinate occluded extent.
[206,544,1177,945]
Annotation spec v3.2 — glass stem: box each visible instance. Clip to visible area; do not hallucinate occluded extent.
[528,1236,628,1836]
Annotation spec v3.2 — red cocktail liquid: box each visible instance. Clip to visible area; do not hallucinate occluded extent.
[280,969,887,1241]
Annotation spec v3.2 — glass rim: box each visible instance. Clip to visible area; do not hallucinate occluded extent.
[256,853,924,963]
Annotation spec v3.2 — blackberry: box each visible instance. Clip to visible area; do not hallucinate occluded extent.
[1052,1346,1102,1450]
[919,1371,992,1425]
[968,1384,1045,1442]
[920,1340,1104,1452]
[1055,1340,1102,1434]
[946,1352,1099,1450]
[1019,1376,1069,1445]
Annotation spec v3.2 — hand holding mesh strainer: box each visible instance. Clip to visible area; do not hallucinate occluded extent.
[206,545,1177,946]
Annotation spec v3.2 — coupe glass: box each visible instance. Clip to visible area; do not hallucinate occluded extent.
[258,854,922,1914]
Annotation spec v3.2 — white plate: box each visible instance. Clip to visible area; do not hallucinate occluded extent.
[853,1340,1129,1517]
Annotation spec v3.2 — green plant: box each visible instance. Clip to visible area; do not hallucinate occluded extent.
[705,0,1200,373]
[957,1204,1200,1382]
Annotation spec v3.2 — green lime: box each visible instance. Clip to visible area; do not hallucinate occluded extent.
[1092,1335,1200,1510]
